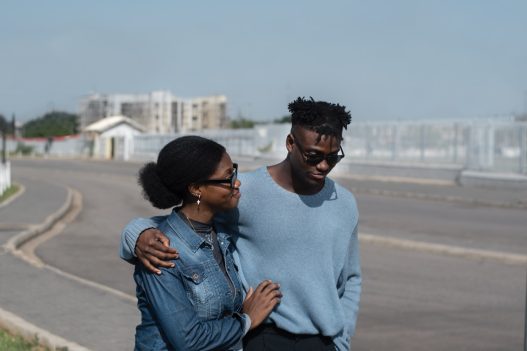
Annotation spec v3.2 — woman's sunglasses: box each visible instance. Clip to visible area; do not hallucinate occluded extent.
[199,163,238,189]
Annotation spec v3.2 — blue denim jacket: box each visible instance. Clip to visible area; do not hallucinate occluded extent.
[134,210,247,351]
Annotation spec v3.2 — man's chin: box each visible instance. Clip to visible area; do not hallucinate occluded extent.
[307,172,327,183]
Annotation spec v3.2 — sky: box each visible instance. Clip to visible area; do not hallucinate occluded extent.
[1,0,526,123]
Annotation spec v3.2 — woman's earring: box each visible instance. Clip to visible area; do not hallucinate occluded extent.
[196,194,201,209]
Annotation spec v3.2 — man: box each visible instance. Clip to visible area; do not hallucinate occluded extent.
[120,97,361,351]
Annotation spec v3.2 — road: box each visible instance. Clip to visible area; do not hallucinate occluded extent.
[11,158,527,350]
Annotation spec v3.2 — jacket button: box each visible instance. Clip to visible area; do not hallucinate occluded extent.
[192,273,199,282]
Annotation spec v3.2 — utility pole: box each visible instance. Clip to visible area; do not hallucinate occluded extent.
[0,114,6,164]
[11,114,16,137]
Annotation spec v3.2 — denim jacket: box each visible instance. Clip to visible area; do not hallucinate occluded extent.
[134,210,247,351]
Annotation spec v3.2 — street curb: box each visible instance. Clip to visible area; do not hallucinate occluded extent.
[0,307,90,351]
[10,187,137,303]
[0,186,94,351]
[4,188,73,252]
[0,182,26,209]
[360,233,527,266]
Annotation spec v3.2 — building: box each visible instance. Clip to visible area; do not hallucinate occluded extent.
[83,115,146,160]
[79,91,228,134]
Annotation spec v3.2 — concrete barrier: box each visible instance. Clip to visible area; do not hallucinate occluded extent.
[0,161,11,195]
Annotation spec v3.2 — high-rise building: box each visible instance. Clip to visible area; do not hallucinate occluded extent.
[79,91,228,133]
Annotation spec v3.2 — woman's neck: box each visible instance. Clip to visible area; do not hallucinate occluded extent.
[179,204,214,224]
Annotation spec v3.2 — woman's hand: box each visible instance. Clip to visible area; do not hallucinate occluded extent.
[242,280,282,330]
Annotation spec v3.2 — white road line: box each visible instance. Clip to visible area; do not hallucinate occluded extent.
[360,233,527,266]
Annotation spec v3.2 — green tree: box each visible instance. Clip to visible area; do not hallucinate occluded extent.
[22,111,79,137]
[273,115,292,124]
[230,117,255,129]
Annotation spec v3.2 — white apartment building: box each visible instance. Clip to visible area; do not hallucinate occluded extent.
[79,91,228,133]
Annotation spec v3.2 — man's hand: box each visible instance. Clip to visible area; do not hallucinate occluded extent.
[135,228,179,275]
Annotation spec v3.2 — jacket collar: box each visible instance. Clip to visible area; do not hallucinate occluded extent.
[166,209,233,252]
[166,210,207,253]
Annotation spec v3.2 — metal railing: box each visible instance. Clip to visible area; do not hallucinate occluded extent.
[128,120,527,175]
[5,120,527,175]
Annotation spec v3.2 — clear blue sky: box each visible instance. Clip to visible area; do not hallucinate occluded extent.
[1,0,526,122]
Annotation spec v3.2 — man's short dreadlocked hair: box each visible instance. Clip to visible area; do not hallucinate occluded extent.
[288,97,351,139]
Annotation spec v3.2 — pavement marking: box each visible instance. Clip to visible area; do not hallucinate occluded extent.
[360,233,527,266]
[0,182,25,209]
[0,306,91,351]
[43,264,136,303]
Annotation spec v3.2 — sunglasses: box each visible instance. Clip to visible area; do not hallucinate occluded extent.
[200,163,238,189]
[292,134,345,166]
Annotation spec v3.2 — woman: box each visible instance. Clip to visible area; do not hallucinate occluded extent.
[134,136,281,350]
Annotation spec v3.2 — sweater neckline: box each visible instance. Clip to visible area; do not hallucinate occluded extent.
[261,166,330,199]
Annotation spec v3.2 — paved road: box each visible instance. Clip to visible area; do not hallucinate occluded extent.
[9,158,527,350]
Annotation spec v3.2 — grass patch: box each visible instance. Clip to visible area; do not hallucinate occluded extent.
[0,184,20,204]
[0,328,50,351]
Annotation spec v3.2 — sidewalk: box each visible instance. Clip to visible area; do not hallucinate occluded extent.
[0,174,137,351]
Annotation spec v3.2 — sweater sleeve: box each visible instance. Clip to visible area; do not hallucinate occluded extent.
[119,216,167,262]
[333,223,362,351]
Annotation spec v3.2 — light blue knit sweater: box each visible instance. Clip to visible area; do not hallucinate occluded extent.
[121,167,361,351]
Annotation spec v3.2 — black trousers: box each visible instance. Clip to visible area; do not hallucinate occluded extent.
[243,324,335,351]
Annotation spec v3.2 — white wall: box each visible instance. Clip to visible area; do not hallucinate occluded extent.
[0,162,11,195]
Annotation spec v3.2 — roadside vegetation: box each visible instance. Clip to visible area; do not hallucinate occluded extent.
[21,111,78,138]
[0,329,50,351]
[0,184,19,204]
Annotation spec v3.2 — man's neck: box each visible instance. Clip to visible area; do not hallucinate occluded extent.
[267,160,324,195]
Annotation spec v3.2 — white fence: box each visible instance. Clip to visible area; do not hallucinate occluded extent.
[128,121,527,175]
[4,120,527,175]
[5,135,90,157]
[0,161,11,195]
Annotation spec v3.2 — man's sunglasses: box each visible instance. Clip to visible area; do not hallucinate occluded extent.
[292,134,345,166]
[199,163,238,189]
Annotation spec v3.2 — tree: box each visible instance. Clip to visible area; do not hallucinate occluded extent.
[273,115,292,124]
[11,114,16,136]
[22,111,79,138]
[230,117,255,129]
